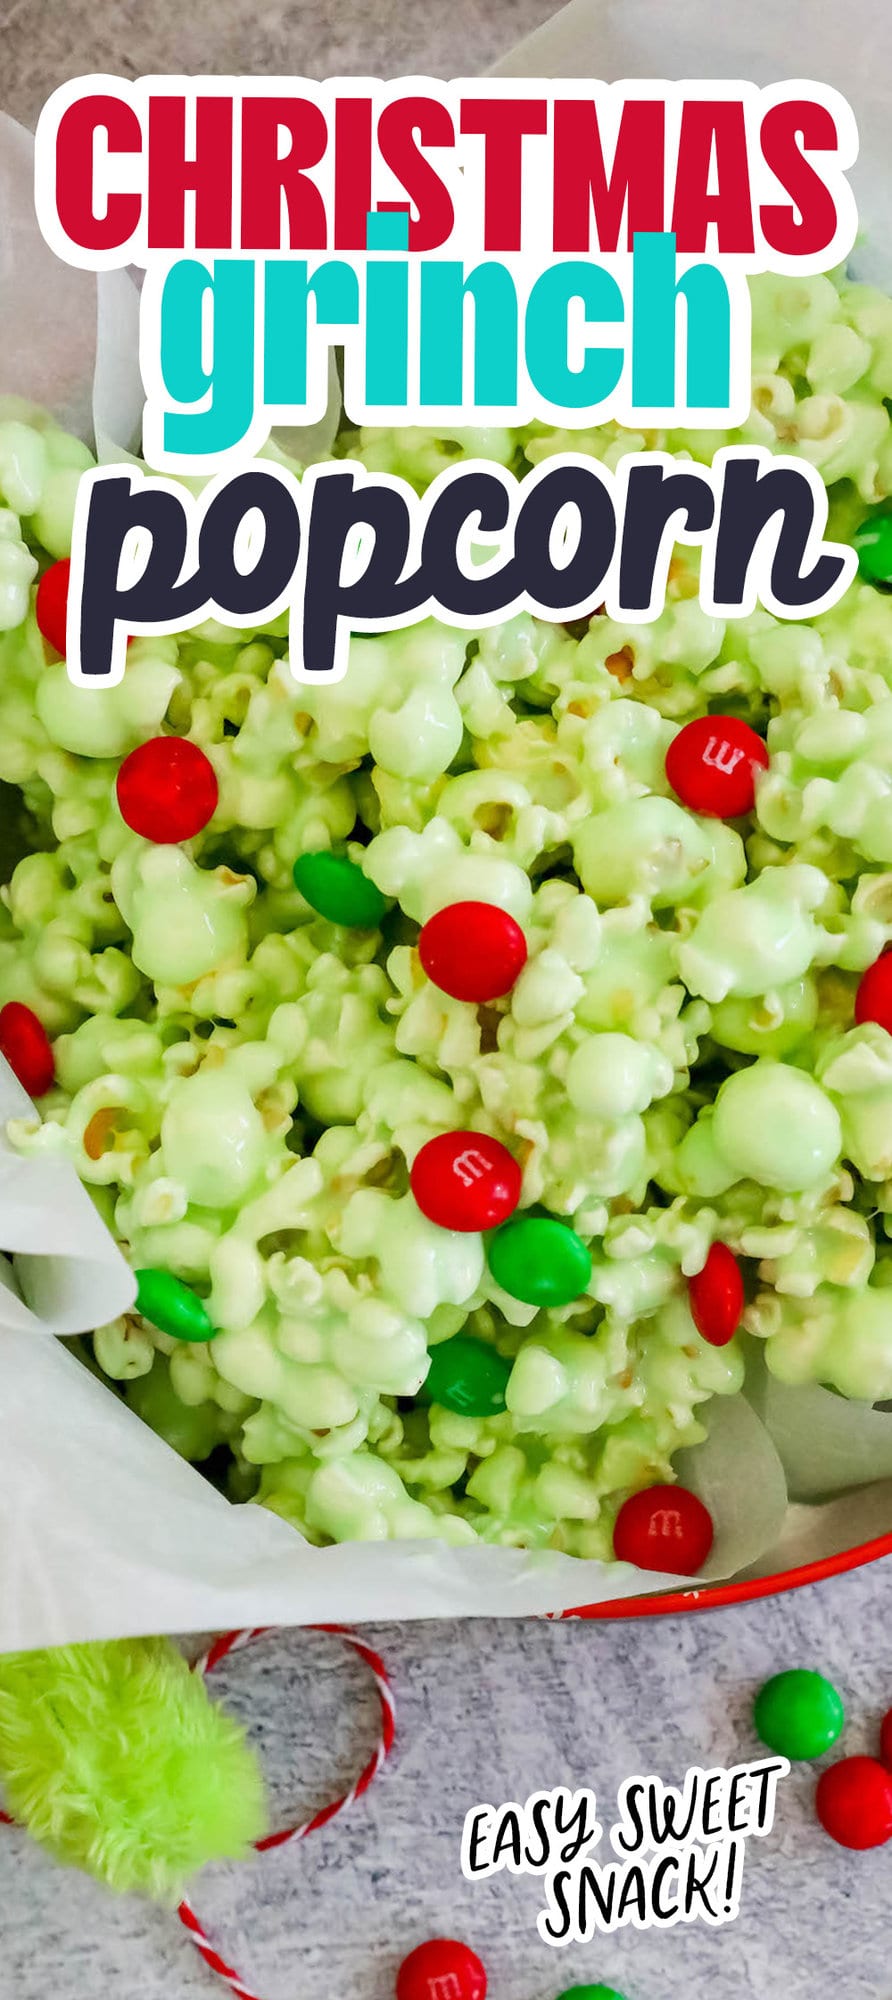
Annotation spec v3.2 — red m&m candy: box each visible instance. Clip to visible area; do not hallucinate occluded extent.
[854,952,892,1033]
[815,1757,892,1850]
[396,1939,487,2000]
[665,715,768,818]
[35,557,132,659]
[879,1708,892,1771]
[0,1001,55,1097]
[613,1483,714,1575]
[116,737,218,843]
[411,1132,522,1232]
[418,902,527,1003]
[688,1242,744,1347]
[35,557,71,656]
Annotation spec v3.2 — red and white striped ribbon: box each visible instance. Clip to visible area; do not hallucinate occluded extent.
[2,1624,395,2000]
[178,1623,396,1995]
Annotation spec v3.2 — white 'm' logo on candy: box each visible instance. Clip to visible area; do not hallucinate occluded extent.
[650,1508,684,1539]
[702,735,744,775]
[425,1979,463,2000]
[453,1149,490,1187]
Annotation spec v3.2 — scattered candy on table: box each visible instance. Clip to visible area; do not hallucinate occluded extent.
[393,1941,630,2000]
[134,1268,215,1344]
[410,1132,522,1233]
[418,1332,512,1417]
[292,848,390,928]
[612,1483,714,1574]
[395,1938,487,2000]
[418,901,528,1002]
[815,1756,892,1850]
[0,1000,54,1097]
[854,951,892,1032]
[753,1670,845,1761]
[688,1242,744,1347]
[664,714,769,818]
[852,507,892,587]
[34,555,71,656]
[487,1214,592,1307]
[116,737,219,844]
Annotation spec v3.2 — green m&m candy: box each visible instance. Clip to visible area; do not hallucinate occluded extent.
[488,1215,592,1307]
[753,1669,844,1761]
[853,508,892,586]
[419,1333,512,1416]
[555,1987,629,2000]
[135,1268,215,1343]
[292,849,389,928]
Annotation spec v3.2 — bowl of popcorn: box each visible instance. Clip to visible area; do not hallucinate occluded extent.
[5,240,892,1637]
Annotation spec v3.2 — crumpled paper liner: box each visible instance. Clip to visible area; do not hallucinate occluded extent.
[1,3,891,1645]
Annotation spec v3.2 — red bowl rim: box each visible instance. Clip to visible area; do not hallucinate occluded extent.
[563,1527,892,1620]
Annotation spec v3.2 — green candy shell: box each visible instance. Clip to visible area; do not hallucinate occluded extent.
[488,1215,592,1307]
[555,1986,629,2000]
[419,1333,512,1417]
[753,1668,844,1761]
[853,509,892,586]
[292,850,389,928]
[134,1268,215,1344]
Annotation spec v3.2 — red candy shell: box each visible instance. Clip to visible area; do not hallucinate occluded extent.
[410,1132,522,1232]
[0,1001,55,1097]
[665,715,769,818]
[815,1757,892,1850]
[613,1484,714,1575]
[35,558,71,657]
[855,952,892,1034]
[396,1939,487,2000]
[688,1242,744,1347]
[116,737,218,844]
[418,902,527,1003]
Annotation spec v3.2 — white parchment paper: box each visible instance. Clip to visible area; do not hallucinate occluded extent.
[1,2,890,1645]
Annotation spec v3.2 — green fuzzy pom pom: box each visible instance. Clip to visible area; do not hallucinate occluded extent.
[0,1636,267,1899]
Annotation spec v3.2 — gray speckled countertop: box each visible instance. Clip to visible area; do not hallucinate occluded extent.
[6,1573,892,2000]
[2,3,891,1996]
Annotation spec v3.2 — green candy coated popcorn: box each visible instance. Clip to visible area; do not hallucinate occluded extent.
[678,868,826,1002]
[711,1062,842,1191]
[566,1034,673,1118]
[709,977,818,1056]
[7,260,892,1563]
[573,796,715,909]
[159,1070,270,1208]
[126,1359,230,1460]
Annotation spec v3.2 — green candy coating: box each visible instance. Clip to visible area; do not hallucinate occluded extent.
[488,1215,593,1307]
[134,1268,215,1344]
[555,1987,629,2000]
[753,1668,844,1760]
[292,849,389,928]
[126,1363,223,1459]
[853,509,892,585]
[711,1060,841,1191]
[419,1333,513,1416]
